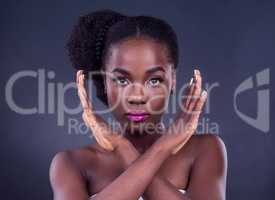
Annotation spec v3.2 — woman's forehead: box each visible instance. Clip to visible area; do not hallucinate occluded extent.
[105,37,170,72]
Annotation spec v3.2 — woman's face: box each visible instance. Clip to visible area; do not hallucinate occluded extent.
[104,37,176,134]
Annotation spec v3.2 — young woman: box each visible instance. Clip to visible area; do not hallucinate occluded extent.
[49,9,227,200]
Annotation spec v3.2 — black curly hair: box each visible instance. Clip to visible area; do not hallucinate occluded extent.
[66,9,179,106]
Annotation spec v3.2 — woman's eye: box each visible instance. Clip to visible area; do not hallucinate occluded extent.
[148,77,164,87]
[112,77,129,86]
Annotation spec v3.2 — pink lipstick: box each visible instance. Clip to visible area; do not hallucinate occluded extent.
[126,112,150,122]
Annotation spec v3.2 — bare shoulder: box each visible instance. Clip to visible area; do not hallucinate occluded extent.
[189,133,228,173]
[49,150,85,183]
[49,146,100,198]
[177,133,227,168]
[197,133,225,147]
[188,133,227,154]
[49,148,96,199]
[49,145,98,175]
[172,134,227,168]
[49,150,75,176]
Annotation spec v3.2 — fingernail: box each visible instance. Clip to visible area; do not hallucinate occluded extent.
[189,77,193,85]
[201,90,207,98]
[193,70,198,82]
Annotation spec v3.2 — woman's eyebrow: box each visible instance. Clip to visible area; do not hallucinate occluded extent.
[146,66,166,74]
[111,66,166,75]
[112,68,130,75]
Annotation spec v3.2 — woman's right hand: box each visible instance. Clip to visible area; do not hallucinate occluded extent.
[156,69,208,155]
[76,70,128,151]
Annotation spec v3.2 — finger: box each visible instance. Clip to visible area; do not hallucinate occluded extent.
[187,69,202,113]
[183,71,197,112]
[82,112,90,127]
[76,70,83,85]
[182,90,207,138]
[81,74,93,109]
[189,69,202,107]
[76,70,85,95]
[169,104,198,154]
[182,77,194,112]
[77,70,86,93]
[78,78,89,109]
[173,79,195,132]
[77,71,115,151]
[174,77,194,122]
[194,90,208,112]
[172,109,200,155]
[77,73,92,111]
[188,90,207,126]
[83,112,114,151]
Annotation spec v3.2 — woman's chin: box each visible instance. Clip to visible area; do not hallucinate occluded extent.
[124,122,157,136]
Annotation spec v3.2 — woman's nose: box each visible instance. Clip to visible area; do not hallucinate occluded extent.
[127,83,147,105]
[128,95,146,105]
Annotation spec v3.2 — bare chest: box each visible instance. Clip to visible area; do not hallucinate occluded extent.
[85,152,193,195]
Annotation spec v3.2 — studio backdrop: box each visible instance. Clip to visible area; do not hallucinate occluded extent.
[1,0,274,199]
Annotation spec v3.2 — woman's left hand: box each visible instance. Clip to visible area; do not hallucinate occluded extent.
[76,70,127,151]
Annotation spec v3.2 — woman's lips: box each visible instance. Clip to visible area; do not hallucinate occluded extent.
[126,114,150,122]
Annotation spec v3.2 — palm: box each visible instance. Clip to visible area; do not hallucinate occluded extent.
[76,70,125,151]
[164,69,207,154]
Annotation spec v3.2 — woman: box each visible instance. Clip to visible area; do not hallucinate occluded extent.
[49,9,227,200]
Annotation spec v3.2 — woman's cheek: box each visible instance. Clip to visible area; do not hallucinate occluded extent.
[107,87,130,122]
[107,86,120,107]
[146,88,168,113]
[107,86,128,116]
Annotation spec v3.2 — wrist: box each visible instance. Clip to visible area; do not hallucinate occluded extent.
[152,136,173,157]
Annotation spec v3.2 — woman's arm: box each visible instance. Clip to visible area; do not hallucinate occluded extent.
[49,134,227,200]
[88,140,172,200]
[116,134,227,200]
[186,134,228,200]
[49,151,89,200]
[116,139,192,200]
[49,139,182,200]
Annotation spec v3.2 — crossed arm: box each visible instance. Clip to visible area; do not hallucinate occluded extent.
[49,133,227,200]
[116,134,227,200]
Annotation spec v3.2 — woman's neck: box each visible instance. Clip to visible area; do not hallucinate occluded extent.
[123,129,163,154]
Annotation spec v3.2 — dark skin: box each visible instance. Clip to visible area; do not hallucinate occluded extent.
[49,37,227,200]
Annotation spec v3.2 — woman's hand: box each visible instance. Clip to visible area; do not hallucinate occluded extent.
[76,70,127,151]
[156,69,208,155]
